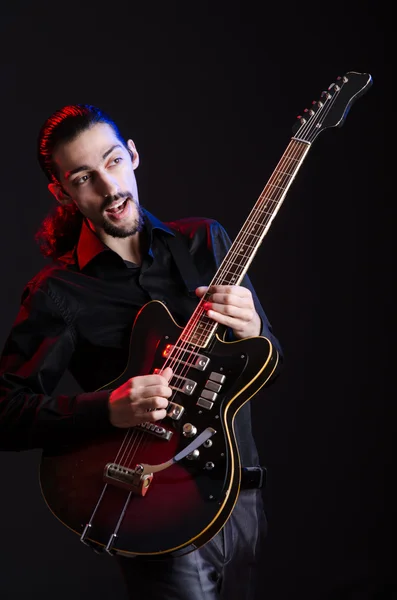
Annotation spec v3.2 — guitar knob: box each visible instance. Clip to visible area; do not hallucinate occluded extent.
[183,423,197,438]
[186,450,200,460]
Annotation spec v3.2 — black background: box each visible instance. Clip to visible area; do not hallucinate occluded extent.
[0,1,393,599]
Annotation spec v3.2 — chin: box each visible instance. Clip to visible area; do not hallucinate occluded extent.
[103,216,144,239]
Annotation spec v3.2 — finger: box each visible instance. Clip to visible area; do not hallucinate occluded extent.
[195,286,209,298]
[138,384,173,400]
[141,396,170,411]
[149,367,174,384]
[203,310,245,329]
[130,370,173,388]
[208,285,251,298]
[144,408,168,422]
[207,293,253,310]
[161,366,173,382]
[206,303,254,321]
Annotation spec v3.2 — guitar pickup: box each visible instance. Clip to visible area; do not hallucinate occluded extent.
[167,402,184,420]
[154,369,197,396]
[161,345,210,371]
[171,377,197,396]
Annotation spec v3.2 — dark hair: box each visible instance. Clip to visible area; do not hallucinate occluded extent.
[35,104,128,259]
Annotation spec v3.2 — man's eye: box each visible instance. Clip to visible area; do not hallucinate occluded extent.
[75,174,90,185]
[111,157,123,165]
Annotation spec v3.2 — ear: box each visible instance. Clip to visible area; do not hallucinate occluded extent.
[48,182,72,205]
[127,139,140,170]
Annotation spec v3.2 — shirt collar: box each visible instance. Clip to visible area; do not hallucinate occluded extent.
[74,207,175,271]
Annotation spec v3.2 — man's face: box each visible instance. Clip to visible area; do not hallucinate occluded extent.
[52,122,143,238]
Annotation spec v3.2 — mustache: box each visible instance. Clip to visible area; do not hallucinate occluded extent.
[102,192,133,211]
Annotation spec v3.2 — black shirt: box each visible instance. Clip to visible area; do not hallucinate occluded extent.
[0,209,282,465]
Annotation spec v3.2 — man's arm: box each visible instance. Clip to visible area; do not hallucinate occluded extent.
[0,281,112,451]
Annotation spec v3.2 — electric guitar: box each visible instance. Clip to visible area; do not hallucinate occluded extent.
[39,71,373,558]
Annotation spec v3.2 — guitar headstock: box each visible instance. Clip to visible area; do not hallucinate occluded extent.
[292,71,373,144]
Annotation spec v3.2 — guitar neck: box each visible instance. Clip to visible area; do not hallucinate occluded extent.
[181,138,311,347]
[213,139,311,287]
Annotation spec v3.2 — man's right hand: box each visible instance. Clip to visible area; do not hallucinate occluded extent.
[108,367,173,428]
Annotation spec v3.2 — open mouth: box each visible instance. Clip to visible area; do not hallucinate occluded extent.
[105,198,130,219]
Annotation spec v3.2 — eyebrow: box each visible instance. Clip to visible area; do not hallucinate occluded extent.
[64,144,123,179]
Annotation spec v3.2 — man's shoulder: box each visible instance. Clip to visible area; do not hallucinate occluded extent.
[22,262,71,297]
[164,216,224,239]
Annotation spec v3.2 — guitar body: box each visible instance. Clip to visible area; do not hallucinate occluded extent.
[39,300,278,557]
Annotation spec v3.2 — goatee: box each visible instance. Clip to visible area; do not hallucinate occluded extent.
[103,202,145,238]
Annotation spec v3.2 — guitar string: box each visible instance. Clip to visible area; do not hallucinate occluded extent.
[116,140,311,466]
[166,83,342,346]
[82,81,348,539]
[112,120,322,468]
[112,110,323,468]
[110,81,343,468]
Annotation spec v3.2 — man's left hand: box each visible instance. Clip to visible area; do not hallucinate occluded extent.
[195,285,261,339]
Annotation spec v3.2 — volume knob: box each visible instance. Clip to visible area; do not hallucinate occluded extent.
[183,423,197,438]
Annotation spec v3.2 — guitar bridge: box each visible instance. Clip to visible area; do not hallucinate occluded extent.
[103,463,153,496]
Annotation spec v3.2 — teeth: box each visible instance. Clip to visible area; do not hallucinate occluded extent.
[108,198,127,210]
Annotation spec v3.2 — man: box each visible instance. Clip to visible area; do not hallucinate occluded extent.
[0,104,283,599]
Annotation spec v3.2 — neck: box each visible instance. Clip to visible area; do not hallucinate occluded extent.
[107,233,142,265]
[93,225,143,265]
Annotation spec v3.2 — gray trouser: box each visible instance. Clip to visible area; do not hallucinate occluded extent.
[116,489,267,600]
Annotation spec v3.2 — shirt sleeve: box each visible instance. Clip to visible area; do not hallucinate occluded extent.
[210,220,284,363]
[0,281,112,451]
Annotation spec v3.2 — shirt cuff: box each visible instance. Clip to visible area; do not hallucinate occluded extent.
[73,390,113,431]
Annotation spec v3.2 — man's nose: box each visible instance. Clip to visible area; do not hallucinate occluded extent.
[96,172,120,198]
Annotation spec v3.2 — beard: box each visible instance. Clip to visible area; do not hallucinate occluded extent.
[101,195,145,239]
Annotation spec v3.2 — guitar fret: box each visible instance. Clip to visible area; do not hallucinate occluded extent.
[181,316,217,346]
[238,241,258,249]
[259,194,282,205]
[260,198,277,205]
[221,263,247,275]
[233,251,254,260]
[274,169,294,177]
[248,215,272,224]
[240,231,261,239]
[281,155,299,163]
[267,182,287,191]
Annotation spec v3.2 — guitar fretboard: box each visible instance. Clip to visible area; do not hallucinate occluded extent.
[181,138,311,348]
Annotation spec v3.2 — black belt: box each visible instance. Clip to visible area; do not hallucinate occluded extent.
[240,466,266,490]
